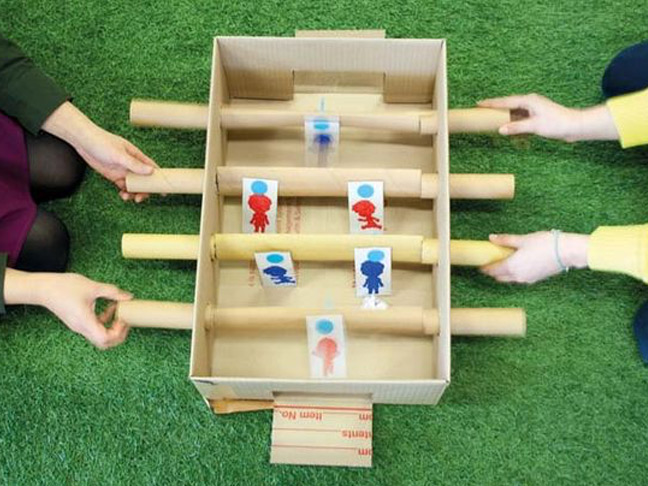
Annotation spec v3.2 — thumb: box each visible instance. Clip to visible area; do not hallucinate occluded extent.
[489,233,524,249]
[94,283,133,301]
[499,119,536,136]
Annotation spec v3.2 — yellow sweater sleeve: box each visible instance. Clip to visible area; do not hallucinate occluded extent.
[607,88,648,148]
[588,224,648,282]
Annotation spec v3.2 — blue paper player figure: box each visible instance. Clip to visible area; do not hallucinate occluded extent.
[262,253,296,285]
[360,249,385,295]
[263,266,296,285]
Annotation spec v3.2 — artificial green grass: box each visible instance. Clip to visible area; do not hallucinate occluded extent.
[1,0,648,484]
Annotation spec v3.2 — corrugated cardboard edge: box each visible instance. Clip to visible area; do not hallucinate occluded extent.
[295,29,385,38]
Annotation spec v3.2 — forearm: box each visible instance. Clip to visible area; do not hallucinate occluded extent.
[3,268,52,307]
[41,100,99,151]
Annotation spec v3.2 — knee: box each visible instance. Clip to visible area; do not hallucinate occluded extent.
[14,209,70,273]
[602,41,648,98]
[26,132,87,202]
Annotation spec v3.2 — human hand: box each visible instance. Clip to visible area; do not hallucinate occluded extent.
[75,124,159,202]
[479,93,619,143]
[478,94,584,141]
[481,232,589,284]
[37,273,133,349]
[43,101,159,202]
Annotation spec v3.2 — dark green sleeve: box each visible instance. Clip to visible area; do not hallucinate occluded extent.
[0,34,69,135]
[0,253,6,314]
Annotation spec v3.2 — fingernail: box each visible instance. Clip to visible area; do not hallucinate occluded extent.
[499,126,509,135]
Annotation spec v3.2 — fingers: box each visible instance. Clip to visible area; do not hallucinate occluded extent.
[126,142,159,169]
[481,259,510,278]
[119,189,148,203]
[82,305,130,349]
[121,152,154,176]
[478,95,538,111]
[489,233,525,249]
[498,118,537,136]
[94,282,133,301]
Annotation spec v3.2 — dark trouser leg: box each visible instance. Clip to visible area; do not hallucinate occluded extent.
[24,131,86,203]
[14,207,70,272]
[602,41,648,99]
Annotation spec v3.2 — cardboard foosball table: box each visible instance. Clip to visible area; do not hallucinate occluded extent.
[117,31,526,467]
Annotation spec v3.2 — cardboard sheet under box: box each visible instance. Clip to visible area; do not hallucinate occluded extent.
[188,35,451,406]
[271,394,374,467]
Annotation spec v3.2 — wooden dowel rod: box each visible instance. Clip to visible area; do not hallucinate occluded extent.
[127,167,515,200]
[130,99,513,134]
[121,233,513,266]
[117,300,526,337]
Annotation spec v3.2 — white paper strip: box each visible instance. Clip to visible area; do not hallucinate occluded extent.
[306,314,347,379]
[254,251,297,287]
[347,181,384,234]
[354,247,392,297]
[242,177,278,233]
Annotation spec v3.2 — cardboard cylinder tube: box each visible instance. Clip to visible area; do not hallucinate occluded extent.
[126,168,204,194]
[121,234,200,260]
[130,99,513,134]
[448,240,514,267]
[127,168,515,200]
[130,100,208,129]
[117,300,526,337]
[121,233,513,266]
[447,108,511,133]
[211,233,425,263]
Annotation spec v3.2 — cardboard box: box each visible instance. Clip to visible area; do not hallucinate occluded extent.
[188,35,451,406]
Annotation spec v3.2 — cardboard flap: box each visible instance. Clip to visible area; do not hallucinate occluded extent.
[216,36,441,102]
[210,398,273,414]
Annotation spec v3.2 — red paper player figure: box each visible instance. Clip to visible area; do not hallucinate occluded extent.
[314,337,339,377]
[248,180,272,233]
[351,183,382,230]
[352,200,382,230]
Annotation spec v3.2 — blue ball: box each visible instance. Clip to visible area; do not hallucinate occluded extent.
[251,180,268,194]
[357,184,374,198]
[266,253,284,264]
[316,319,334,334]
[314,119,330,130]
